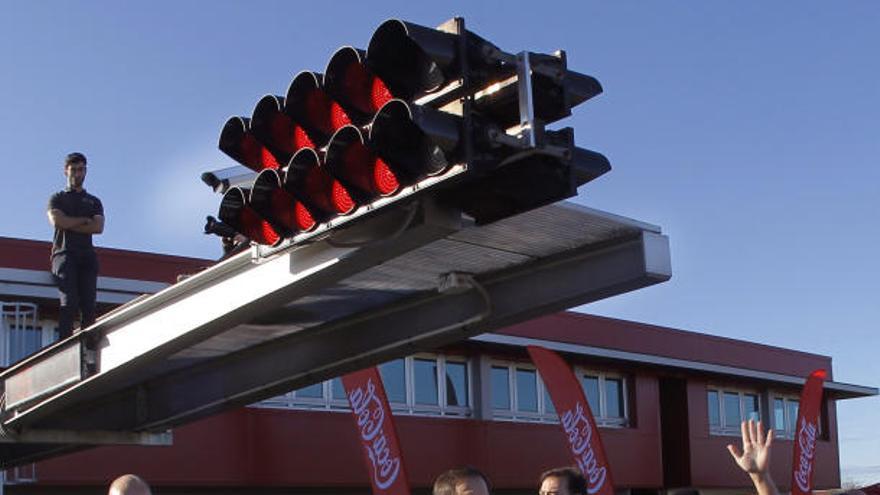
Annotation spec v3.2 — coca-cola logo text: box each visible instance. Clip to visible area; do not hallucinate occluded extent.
[794,418,818,493]
[349,378,402,491]
[561,402,608,494]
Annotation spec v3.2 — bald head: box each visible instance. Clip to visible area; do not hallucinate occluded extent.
[108,474,151,495]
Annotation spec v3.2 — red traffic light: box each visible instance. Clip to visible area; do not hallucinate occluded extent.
[285,71,352,145]
[326,125,400,198]
[286,147,357,216]
[324,47,394,124]
[219,116,285,172]
[251,95,316,156]
[250,168,317,235]
[218,187,282,246]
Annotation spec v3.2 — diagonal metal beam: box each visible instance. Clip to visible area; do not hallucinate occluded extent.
[32,232,669,433]
[2,201,461,431]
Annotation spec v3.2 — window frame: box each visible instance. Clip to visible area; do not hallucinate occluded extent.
[490,361,629,428]
[403,354,473,416]
[258,378,350,412]
[1,302,42,366]
[707,386,762,436]
[576,368,629,427]
[256,353,473,418]
[491,361,556,423]
[771,393,823,439]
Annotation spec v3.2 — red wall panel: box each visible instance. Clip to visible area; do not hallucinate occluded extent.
[684,379,840,490]
[500,313,833,380]
[33,400,664,490]
[0,236,211,283]
[34,409,252,486]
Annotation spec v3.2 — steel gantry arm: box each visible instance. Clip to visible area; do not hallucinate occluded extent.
[1,201,671,467]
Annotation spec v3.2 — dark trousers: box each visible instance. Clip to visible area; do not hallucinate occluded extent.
[51,251,99,339]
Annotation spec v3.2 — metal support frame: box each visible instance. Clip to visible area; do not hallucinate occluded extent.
[1,199,461,429]
[0,428,172,446]
[5,231,668,434]
[0,429,170,471]
[482,50,574,165]
[1,196,671,468]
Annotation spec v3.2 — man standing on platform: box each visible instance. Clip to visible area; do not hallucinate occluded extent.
[47,152,104,339]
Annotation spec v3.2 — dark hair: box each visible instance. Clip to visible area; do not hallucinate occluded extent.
[540,467,587,495]
[433,467,491,495]
[65,152,87,167]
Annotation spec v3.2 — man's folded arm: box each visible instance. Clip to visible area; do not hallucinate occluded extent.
[48,208,90,230]
[80,214,104,234]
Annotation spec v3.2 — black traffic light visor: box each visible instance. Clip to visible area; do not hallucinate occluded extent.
[366,19,457,100]
[369,99,461,180]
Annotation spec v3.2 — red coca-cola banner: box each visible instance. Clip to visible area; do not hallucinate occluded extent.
[791,368,827,495]
[528,345,615,495]
[342,367,411,495]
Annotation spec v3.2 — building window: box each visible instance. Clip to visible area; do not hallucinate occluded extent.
[707,387,761,435]
[578,370,628,427]
[4,462,37,484]
[516,368,539,412]
[256,354,472,417]
[296,382,323,399]
[491,362,555,422]
[772,395,821,438]
[491,365,511,410]
[397,355,471,416]
[1,302,42,366]
[445,360,468,407]
[491,362,628,427]
[413,357,439,405]
[380,358,407,404]
[708,390,721,427]
[257,377,350,411]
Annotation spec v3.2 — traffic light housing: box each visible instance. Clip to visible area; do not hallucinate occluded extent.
[209,17,610,248]
[324,47,394,123]
[365,19,504,101]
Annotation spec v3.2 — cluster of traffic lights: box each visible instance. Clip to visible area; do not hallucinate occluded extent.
[210,18,611,248]
[216,20,474,247]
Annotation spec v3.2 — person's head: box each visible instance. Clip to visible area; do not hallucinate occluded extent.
[64,152,88,190]
[108,474,151,495]
[433,467,491,495]
[539,467,587,495]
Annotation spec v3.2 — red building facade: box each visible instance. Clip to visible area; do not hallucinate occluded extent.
[1,237,874,494]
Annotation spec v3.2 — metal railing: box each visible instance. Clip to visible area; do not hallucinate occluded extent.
[3,463,36,484]
[1,302,41,368]
[1,302,41,485]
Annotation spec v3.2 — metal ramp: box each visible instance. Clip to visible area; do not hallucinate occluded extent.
[0,200,670,467]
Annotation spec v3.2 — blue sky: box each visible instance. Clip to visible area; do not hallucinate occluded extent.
[2,0,877,480]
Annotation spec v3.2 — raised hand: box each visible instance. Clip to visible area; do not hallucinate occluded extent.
[728,419,773,474]
[727,419,778,495]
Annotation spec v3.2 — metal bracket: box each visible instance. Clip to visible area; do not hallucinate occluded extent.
[0,428,172,446]
[516,51,540,149]
[483,50,562,154]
